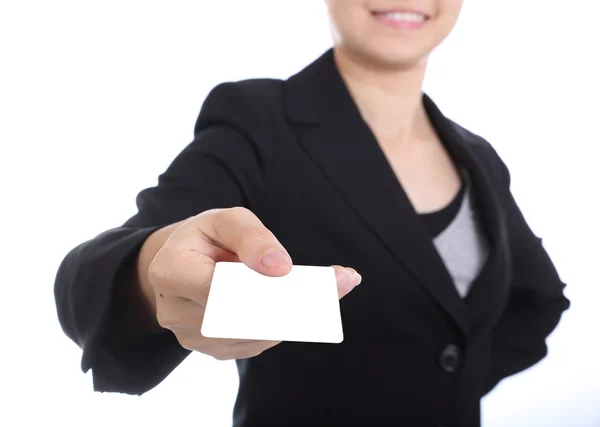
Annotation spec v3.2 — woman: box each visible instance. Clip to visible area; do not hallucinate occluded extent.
[54,1,570,426]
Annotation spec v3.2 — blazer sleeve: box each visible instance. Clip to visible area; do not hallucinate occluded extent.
[53,81,274,395]
[481,144,571,395]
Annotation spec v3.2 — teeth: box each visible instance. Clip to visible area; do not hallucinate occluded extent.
[382,12,426,22]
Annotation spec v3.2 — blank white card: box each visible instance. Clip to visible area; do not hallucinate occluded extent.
[201,261,344,344]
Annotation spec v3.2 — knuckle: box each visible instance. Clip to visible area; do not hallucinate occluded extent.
[210,207,245,241]
[246,349,264,359]
[218,206,248,225]
[240,227,269,248]
[156,309,178,329]
[210,343,262,361]
[212,351,233,361]
[176,335,198,352]
[236,347,265,360]
[148,260,170,285]
[229,206,250,216]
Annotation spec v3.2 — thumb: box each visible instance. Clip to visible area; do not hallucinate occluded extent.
[202,207,293,277]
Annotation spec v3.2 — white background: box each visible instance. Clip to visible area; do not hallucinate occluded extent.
[1,1,599,425]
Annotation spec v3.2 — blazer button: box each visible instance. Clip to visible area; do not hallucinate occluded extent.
[439,344,462,373]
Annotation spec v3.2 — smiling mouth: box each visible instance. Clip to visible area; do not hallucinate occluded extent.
[371,10,430,23]
[370,9,430,30]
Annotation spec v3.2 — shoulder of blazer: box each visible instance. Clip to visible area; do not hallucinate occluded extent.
[193,78,285,136]
[447,118,511,189]
[191,78,285,167]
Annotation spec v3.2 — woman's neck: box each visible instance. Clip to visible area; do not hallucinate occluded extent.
[332,45,431,146]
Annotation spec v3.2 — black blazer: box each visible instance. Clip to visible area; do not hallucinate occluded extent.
[54,48,570,427]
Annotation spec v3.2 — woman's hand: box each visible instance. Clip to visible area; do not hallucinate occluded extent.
[147,206,362,360]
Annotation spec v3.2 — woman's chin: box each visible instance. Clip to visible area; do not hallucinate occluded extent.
[335,42,429,70]
[364,47,429,70]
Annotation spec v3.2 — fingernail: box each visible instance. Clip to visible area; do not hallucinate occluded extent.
[262,250,290,268]
[354,272,362,285]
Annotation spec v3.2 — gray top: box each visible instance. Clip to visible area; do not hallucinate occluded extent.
[432,169,490,298]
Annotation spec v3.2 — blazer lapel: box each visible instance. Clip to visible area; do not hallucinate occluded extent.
[423,96,513,336]
[283,48,508,337]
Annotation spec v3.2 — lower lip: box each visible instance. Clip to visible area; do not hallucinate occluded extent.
[372,13,427,30]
